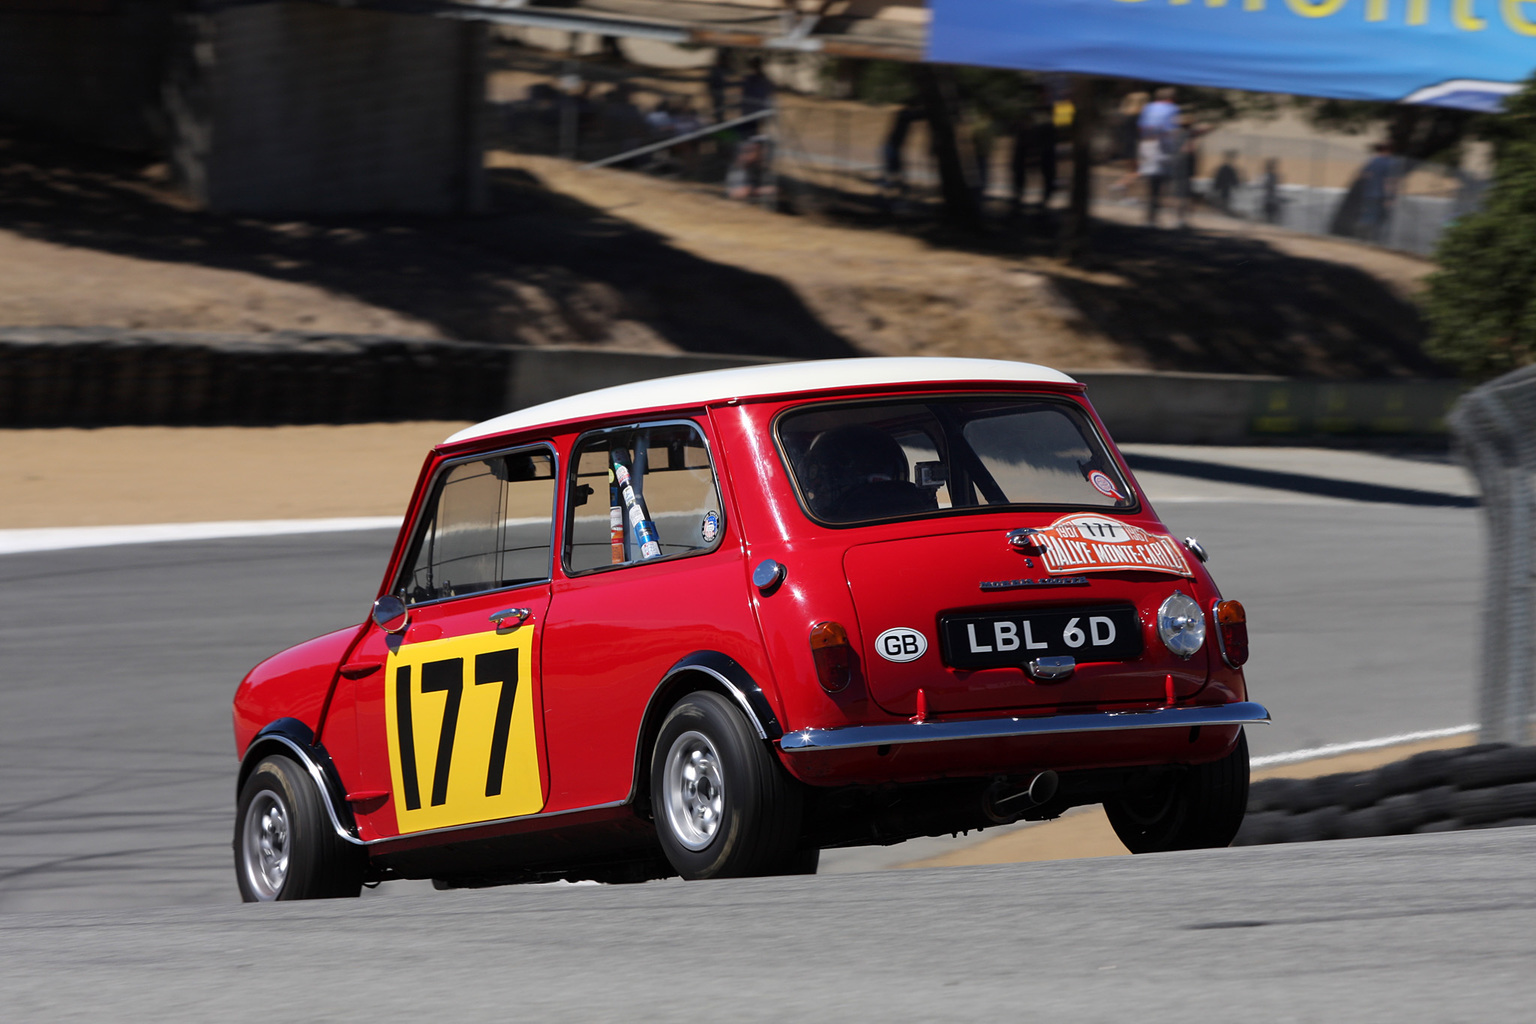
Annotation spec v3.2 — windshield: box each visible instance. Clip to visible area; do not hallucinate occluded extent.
[776,396,1135,524]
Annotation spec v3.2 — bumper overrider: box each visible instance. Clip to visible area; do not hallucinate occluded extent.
[777,702,1271,752]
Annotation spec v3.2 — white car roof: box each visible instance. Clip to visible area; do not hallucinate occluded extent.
[445,357,1079,445]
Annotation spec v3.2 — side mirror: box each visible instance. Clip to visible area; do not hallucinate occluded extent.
[371,595,410,634]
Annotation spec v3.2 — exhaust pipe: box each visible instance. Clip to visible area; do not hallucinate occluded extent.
[981,770,1060,824]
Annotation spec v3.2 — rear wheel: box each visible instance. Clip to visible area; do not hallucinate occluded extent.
[235,755,364,901]
[1105,730,1250,854]
[650,691,805,879]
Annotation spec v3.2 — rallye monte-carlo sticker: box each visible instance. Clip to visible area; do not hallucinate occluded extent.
[1035,514,1191,576]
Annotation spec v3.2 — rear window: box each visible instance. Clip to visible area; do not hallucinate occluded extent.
[776,397,1134,524]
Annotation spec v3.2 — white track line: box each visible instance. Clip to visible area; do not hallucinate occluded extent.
[1251,724,1479,768]
[0,517,403,555]
[0,518,1497,773]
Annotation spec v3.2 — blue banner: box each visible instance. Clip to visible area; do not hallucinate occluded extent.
[928,0,1534,110]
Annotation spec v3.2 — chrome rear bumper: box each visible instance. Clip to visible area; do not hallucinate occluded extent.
[777,702,1270,752]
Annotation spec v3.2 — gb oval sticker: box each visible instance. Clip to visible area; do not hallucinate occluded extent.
[876,627,928,663]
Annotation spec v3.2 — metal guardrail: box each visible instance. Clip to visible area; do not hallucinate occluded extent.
[579,108,774,170]
[1449,365,1536,745]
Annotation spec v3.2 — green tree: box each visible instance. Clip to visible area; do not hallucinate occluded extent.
[1424,76,1536,379]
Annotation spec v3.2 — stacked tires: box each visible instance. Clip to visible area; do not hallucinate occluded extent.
[1236,743,1536,845]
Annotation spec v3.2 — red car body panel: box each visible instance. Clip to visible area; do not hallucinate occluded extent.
[233,625,361,755]
[541,534,771,812]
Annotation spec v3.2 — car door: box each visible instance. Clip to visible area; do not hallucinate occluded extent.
[347,444,558,840]
[539,419,755,811]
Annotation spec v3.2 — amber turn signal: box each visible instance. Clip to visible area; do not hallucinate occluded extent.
[1214,599,1249,668]
[809,621,854,693]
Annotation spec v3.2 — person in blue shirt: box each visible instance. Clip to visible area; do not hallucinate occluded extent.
[1138,87,1179,137]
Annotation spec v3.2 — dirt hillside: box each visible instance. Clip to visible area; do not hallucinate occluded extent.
[0,129,1440,377]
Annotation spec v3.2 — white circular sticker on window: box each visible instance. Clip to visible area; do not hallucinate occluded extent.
[875,627,928,663]
[701,510,720,543]
[1087,470,1125,500]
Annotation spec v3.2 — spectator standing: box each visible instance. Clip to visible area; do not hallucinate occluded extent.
[1211,150,1242,214]
[740,57,774,117]
[645,98,675,135]
[1009,97,1058,213]
[1356,142,1399,243]
[1110,91,1148,201]
[707,51,731,123]
[881,99,923,206]
[1166,113,1204,229]
[1138,87,1179,139]
[970,110,998,205]
[1139,132,1168,225]
[728,57,776,206]
[1138,87,1180,226]
[1261,158,1283,224]
[671,99,704,176]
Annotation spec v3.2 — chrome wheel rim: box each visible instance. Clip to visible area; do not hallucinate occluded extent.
[241,790,291,900]
[662,730,725,851]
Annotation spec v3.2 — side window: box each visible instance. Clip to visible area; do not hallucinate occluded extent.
[399,448,556,604]
[566,422,724,573]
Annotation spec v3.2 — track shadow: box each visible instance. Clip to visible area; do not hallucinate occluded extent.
[1047,220,1441,379]
[1123,452,1477,507]
[0,129,857,359]
[788,180,1444,380]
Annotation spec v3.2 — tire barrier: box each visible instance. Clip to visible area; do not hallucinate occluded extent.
[1236,743,1536,845]
[0,328,783,428]
[0,328,516,427]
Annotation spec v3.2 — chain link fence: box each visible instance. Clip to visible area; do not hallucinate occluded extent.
[1450,365,1536,745]
[491,45,1489,258]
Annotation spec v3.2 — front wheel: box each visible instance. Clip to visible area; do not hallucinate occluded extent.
[1105,730,1250,854]
[235,755,364,901]
[650,691,805,879]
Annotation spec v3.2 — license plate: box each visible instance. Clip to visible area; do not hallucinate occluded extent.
[939,605,1143,669]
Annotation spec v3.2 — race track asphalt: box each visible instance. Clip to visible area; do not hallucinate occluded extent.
[0,489,1481,914]
[3,827,1534,1021]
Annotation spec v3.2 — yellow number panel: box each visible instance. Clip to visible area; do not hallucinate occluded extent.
[383,629,544,833]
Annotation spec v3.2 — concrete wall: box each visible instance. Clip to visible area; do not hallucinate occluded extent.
[171,2,487,214]
[0,1,177,152]
[1073,371,1464,445]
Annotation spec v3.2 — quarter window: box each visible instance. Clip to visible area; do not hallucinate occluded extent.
[399,448,556,603]
[566,423,724,573]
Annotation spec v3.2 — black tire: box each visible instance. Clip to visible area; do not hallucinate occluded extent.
[776,845,821,875]
[1231,809,1285,847]
[1451,746,1536,790]
[1105,730,1250,854]
[234,755,365,902]
[650,691,803,879]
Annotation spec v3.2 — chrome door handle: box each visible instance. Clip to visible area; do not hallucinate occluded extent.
[490,608,532,632]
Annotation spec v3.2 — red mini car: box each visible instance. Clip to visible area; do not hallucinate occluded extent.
[232,357,1268,900]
